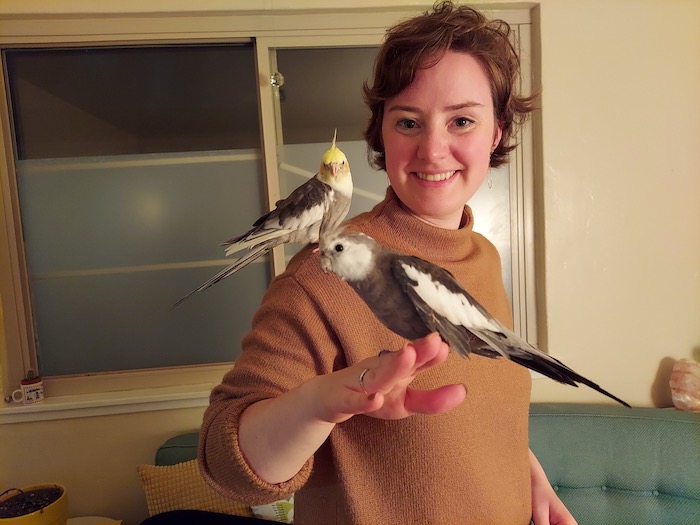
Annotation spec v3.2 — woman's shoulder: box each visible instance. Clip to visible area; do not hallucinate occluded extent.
[268,243,344,301]
[282,244,321,277]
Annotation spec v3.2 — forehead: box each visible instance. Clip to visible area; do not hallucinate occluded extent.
[387,50,494,111]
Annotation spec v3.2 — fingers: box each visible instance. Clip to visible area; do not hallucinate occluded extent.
[330,385,384,419]
[313,369,385,424]
[405,383,467,415]
[409,332,451,372]
[355,332,452,398]
[355,343,417,397]
[316,332,463,422]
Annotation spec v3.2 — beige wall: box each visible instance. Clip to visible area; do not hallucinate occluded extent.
[1,1,699,523]
[530,0,700,406]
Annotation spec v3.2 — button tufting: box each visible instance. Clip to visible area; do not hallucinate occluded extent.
[653,490,660,497]
[601,485,608,491]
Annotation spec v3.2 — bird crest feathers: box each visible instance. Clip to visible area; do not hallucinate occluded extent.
[321,128,348,165]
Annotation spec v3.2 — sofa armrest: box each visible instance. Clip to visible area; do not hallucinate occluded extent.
[155,432,199,466]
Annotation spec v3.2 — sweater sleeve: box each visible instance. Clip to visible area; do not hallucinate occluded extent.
[198,259,341,505]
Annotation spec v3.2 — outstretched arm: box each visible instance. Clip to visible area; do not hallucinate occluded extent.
[239,332,467,484]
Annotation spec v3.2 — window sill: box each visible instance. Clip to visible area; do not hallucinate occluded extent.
[0,383,214,424]
[0,372,547,425]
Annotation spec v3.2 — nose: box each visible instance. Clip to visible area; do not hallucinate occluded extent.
[417,127,449,161]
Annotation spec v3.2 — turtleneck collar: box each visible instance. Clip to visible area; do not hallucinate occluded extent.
[359,186,477,264]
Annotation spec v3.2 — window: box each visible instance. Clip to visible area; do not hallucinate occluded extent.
[7,44,268,378]
[0,6,537,403]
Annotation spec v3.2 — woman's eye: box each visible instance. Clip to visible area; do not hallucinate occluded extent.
[454,116,474,128]
[397,118,417,129]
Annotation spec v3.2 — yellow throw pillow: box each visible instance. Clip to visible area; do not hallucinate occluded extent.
[137,459,253,518]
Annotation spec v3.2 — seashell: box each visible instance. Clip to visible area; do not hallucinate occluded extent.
[670,358,700,412]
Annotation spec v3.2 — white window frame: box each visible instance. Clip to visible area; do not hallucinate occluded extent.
[0,3,538,422]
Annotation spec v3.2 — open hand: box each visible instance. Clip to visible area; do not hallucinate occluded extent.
[313,332,467,424]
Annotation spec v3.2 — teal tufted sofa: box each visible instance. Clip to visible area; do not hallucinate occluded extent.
[529,403,700,525]
[154,403,700,524]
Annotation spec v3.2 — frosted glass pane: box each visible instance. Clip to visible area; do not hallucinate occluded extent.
[16,150,264,274]
[33,263,269,375]
[16,150,268,375]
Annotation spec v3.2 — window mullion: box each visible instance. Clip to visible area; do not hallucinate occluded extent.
[254,37,285,277]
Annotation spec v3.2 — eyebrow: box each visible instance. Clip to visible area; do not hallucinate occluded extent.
[386,101,485,113]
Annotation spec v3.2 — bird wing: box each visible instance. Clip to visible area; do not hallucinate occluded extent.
[391,255,502,359]
[222,175,333,255]
[391,254,630,407]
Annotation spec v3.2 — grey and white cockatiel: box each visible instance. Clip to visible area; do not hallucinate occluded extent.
[173,133,353,308]
[319,229,630,407]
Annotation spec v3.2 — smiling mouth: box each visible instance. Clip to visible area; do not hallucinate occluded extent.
[415,171,456,182]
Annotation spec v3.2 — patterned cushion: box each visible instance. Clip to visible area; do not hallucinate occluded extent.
[137,459,253,518]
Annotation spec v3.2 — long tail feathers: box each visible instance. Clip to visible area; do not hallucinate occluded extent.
[171,247,268,310]
[222,229,288,257]
[471,329,631,407]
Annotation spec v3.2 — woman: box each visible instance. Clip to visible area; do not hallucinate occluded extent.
[200,3,575,524]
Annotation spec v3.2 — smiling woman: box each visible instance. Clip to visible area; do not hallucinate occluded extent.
[198,4,549,525]
[380,51,503,230]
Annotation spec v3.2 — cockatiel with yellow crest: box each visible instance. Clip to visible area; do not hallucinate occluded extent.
[172,131,353,308]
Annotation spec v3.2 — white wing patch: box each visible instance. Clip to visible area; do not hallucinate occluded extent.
[400,262,501,332]
[279,201,327,231]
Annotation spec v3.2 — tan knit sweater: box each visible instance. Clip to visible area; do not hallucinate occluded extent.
[199,188,532,524]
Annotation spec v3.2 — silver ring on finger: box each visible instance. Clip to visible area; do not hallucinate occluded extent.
[358,367,370,395]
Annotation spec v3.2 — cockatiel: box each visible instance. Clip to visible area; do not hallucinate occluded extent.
[172,133,353,308]
[319,230,630,407]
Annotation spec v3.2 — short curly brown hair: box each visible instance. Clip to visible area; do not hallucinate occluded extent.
[363,1,538,169]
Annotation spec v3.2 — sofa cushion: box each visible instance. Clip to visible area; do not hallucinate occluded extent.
[138,459,253,518]
[152,435,294,523]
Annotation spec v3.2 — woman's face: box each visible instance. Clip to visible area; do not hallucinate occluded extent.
[381,50,502,229]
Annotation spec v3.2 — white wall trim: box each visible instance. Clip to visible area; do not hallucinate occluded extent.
[0,384,212,424]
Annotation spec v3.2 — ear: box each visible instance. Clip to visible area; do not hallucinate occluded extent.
[492,123,503,151]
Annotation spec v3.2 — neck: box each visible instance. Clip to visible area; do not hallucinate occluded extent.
[359,187,475,264]
[400,201,465,230]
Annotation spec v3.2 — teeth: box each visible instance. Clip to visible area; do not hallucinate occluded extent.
[416,171,455,182]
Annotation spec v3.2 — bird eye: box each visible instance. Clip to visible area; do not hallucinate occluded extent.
[334,244,344,253]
